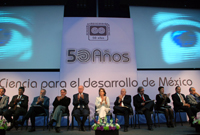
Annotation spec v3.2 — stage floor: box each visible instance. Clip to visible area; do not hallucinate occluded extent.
[6,123,199,135]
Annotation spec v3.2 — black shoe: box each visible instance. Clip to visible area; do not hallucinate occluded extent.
[81,126,86,131]
[15,124,19,130]
[6,124,14,131]
[28,127,35,132]
[170,122,174,128]
[148,125,153,131]
[79,126,82,131]
[166,123,171,128]
[16,120,24,126]
[124,126,128,132]
[48,119,56,127]
[55,127,61,133]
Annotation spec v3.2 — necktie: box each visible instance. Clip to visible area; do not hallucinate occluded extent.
[141,95,145,101]
[179,94,185,104]
[0,97,2,101]
[120,101,122,106]
[79,94,83,110]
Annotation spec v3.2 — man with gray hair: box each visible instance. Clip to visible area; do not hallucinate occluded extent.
[113,88,132,132]
[48,89,71,133]
[17,89,49,132]
[0,87,9,115]
[72,85,89,131]
[186,87,200,112]
[133,86,154,130]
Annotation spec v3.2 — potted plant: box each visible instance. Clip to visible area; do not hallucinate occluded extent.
[92,117,120,135]
[192,116,200,132]
[0,119,8,135]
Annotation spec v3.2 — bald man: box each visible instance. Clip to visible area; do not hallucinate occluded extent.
[72,85,89,131]
[17,89,49,132]
[186,87,200,111]
[113,88,132,132]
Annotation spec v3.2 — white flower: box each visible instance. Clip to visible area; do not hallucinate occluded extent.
[116,123,120,127]
[92,123,96,127]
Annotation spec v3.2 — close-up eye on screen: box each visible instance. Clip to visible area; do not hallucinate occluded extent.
[130,6,200,69]
[0,6,64,70]
[0,10,33,61]
[152,12,200,65]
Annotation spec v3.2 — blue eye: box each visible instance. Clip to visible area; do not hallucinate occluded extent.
[0,28,11,46]
[0,11,33,61]
[152,12,200,64]
[171,30,197,47]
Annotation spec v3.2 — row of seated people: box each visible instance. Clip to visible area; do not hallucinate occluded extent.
[0,85,199,133]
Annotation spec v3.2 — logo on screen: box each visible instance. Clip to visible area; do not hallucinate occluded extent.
[86,23,110,41]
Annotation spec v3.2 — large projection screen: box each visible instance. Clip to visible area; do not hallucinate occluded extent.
[0,6,64,69]
[130,6,200,69]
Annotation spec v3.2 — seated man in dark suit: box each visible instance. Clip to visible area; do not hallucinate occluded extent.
[17,89,49,132]
[133,86,154,130]
[3,87,29,131]
[113,88,132,132]
[48,89,71,133]
[73,85,89,131]
[186,87,200,111]
[172,86,196,126]
[0,87,9,115]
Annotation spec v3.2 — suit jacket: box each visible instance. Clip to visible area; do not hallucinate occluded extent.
[133,94,151,111]
[114,95,132,112]
[53,96,71,114]
[172,93,187,111]
[9,95,29,111]
[186,94,200,106]
[31,96,49,115]
[156,94,170,109]
[73,93,89,110]
[0,95,9,112]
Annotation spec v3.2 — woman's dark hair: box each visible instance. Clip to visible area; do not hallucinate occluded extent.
[158,86,164,91]
[61,89,67,92]
[99,88,106,96]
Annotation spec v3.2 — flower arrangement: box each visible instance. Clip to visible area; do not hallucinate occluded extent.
[193,116,200,125]
[0,119,8,130]
[92,117,120,131]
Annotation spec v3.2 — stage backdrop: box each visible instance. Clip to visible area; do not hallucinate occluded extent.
[59,17,137,125]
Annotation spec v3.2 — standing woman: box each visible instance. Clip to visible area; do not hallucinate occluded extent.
[95,88,110,119]
[156,86,174,127]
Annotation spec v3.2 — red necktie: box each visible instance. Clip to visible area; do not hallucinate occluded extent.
[120,101,122,106]
[141,95,145,101]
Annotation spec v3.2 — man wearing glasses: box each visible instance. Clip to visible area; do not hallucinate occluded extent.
[186,87,200,113]
[133,86,154,130]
